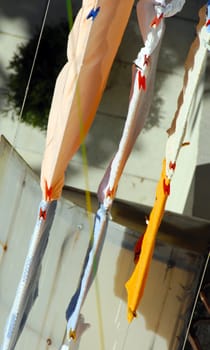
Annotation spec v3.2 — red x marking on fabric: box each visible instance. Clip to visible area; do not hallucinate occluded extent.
[44,180,52,201]
[151,13,163,28]
[137,70,146,90]
[39,208,47,220]
[169,161,176,171]
[206,19,210,26]
[163,179,170,195]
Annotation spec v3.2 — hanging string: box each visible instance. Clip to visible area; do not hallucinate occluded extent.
[0,0,52,271]
[1,0,52,261]
[113,256,134,350]
[1,0,52,277]
[11,0,52,150]
[181,251,210,350]
[0,0,52,261]
[66,0,73,30]
[121,324,131,350]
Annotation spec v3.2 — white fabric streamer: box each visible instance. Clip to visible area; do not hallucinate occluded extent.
[165,7,210,179]
[99,0,185,209]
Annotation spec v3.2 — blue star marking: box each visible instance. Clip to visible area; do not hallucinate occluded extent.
[87,6,100,21]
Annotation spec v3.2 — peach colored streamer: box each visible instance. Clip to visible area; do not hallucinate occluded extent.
[40,0,134,200]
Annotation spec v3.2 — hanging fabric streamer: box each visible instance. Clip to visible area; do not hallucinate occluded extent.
[64,0,166,343]
[1,1,134,349]
[1,0,53,348]
[97,0,186,208]
[125,3,210,323]
[40,0,135,200]
[165,5,210,181]
[2,1,209,349]
[65,204,109,341]
[1,201,57,350]
[126,159,169,322]
[63,0,187,345]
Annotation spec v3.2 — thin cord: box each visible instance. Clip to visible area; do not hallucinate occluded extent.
[95,276,105,350]
[66,0,73,30]
[121,323,130,350]
[181,251,210,350]
[3,0,52,267]
[0,0,53,261]
[11,0,52,149]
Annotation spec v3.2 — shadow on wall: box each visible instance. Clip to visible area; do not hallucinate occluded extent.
[83,1,201,168]
[113,226,204,350]
[184,164,210,221]
[0,0,80,91]
[0,0,81,28]
[0,0,80,116]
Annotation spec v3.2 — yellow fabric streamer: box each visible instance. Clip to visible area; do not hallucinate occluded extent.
[125,159,170,322]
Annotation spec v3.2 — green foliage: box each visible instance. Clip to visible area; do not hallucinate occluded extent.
[7,22,69,130]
